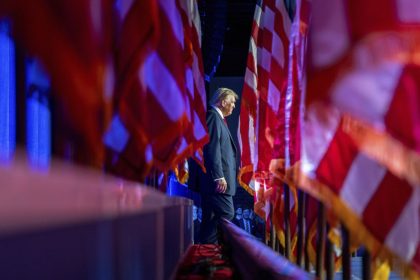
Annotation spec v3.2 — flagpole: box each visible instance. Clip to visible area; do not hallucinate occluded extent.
[303,193,311,272]
[283,183,291,259]
[341,225,351,280]
[270,202,276,250]
[362,248,371,280]
[296,190,306,267]
[325,224,334,280]
[304,225,310,272]
[315,201,326,279]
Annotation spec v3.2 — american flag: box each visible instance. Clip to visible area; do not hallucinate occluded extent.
[271,0,310,257]
[171,0,209,183]
[301,0,420,276]
[177,0,208,163]
[104,0,207,181]
[239,0,291,198]
[1,0,115,166]
[239,0,304,250]
[103,0,160,180]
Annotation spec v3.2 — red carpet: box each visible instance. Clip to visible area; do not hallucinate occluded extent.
[175,244,235,279]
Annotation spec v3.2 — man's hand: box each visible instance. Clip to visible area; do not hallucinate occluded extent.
[215,178,227,193]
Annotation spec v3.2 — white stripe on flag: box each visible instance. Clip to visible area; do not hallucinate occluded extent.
[250,36,258,57]
[331,62,403,126]
[193,111,207,140]
[115,0,134,21]
[301,104,341,175]
[185,68,194,98]
[90,0,103,36]
[311,0,349,67]
[103,115,130,153]
[385,187,420,262]
[143,52,185,121]
[268,79,281,114]
[275,0,292,39]
[179,0,202,44]
[238,118,243,153]
[249,114,257,168]
[259,47,272,72]
[272,32,286,68]
[340,154,387,216]
[159,0,184,47]
[145,144,153,163]
[192,53,206,105]
[254,4,263,30]
[262,6,275,32]
[397,0,420,23]
[177,137,188,154]
[245,68,258,93]
[191,1,203,46]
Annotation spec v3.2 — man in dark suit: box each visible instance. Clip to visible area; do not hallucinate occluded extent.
[199,87,238,244]
[232,207,243,227]
[239,208,254,235]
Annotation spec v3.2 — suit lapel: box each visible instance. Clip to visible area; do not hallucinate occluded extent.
[211,107,237,153]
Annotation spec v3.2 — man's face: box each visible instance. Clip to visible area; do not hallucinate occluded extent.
[243,209,250,219]
[221,95,236,117]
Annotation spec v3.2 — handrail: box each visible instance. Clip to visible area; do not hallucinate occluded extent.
[219,218,314,280]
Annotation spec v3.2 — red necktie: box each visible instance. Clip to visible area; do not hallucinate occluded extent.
[223,118,228,126]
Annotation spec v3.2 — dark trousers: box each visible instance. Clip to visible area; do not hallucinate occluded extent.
[199,193,234,244]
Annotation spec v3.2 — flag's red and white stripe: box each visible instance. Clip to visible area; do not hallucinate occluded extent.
[239,0,309,251]
[271,0,310,255]
[178,0,208,158]
[1,0,115,166]
[104,0,160,179]
[105,0,207,180]
[239,0,291,196]
[302,0,420,275]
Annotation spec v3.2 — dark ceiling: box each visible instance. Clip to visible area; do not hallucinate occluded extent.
[216,0,256,77]
[199,0,295,77]
[199,0,257,78]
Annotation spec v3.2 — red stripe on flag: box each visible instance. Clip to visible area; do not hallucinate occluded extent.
[270,58,287,91]
[347,0,398,40]
[241,84,258,117]
[261,30,273,53]
[273,9,290,45]
[315,123,359,194]
[413,243,420,274]
[251,20,260,42]
[362,172,413,243]
[155,14,186,95]
[6,0,115,166]
[385,65,420,153]
[116,0,159,89]
[245,54,257,83]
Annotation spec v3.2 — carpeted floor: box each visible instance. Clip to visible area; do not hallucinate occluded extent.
[175,244,236,279]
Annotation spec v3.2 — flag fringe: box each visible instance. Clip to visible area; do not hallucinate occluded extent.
[299,173,420,279]
[343,115,420,189]
[238,165,255,196]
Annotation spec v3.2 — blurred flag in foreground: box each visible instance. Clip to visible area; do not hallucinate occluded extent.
[103,0,208,181]
[300,0,420,277]
[1,0,115,166]
[270,0,310,256]
[238,0,291,221]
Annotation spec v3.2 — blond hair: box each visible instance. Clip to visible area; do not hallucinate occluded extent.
[210,87,239,106]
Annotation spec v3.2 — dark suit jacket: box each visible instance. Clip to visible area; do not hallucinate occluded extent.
[237,218,254,235]
[200,107,237,196]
